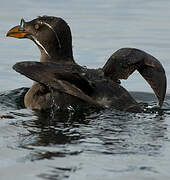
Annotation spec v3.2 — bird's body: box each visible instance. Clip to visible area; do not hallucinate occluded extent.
[7,16,167,112]
[20,62,142,112]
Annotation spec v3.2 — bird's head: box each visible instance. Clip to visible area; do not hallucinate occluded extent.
[7,16,74,62]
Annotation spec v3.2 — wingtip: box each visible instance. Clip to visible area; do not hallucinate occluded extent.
[12,62,23,72]
[158,73,167,108]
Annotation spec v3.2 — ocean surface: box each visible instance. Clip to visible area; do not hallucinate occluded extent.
[0,0,170,180]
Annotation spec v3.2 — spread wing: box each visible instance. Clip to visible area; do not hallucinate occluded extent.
[13,61,101,108]
[103,48,167,107]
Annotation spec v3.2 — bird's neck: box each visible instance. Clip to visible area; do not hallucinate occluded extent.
[39,44,75,63]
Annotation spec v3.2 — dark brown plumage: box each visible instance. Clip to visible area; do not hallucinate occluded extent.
[7,16,167,112]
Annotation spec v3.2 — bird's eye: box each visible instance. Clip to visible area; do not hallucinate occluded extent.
[34,24,40,30]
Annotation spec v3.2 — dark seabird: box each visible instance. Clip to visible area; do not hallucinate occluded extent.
[6,16,167,112]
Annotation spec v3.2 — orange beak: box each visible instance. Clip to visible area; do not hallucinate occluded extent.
[6,25,28,38]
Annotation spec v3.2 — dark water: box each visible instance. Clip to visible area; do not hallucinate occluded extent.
[0,89,170,180]
[0,1,170,180]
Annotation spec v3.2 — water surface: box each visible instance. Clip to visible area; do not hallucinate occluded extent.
[0,1,170,180]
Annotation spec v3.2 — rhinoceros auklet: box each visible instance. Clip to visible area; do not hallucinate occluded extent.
[6,16,167,112]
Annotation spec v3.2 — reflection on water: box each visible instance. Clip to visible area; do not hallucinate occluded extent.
[0,88,170,179]
[1,0,170,179]
[18,106,169,179]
